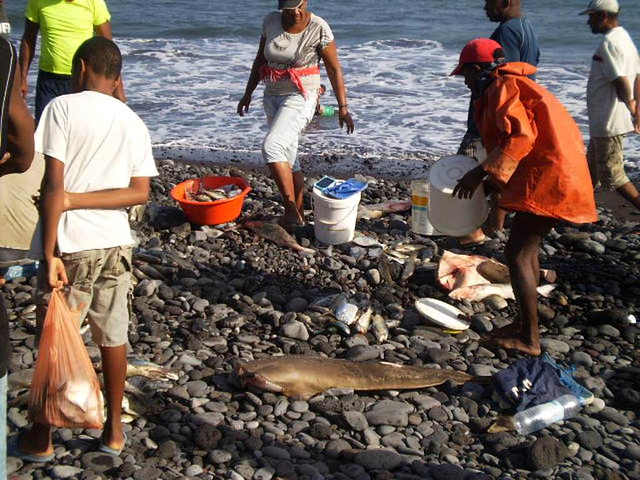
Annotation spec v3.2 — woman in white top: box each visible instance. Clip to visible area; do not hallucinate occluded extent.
[237,0,354,228]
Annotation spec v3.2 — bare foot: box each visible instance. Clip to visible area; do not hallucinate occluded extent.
[487,335,542,356]
[458,229,486,246]
[484,207,506,238]
[102,423,126,451]
[479,322,520,345]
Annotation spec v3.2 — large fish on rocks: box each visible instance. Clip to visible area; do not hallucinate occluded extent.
[235,356,476,400]
[449,283,557,301]
[438,250,491,291]
[243,221,315,254]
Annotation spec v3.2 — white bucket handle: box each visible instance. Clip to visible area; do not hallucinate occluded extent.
[312,196,359,230]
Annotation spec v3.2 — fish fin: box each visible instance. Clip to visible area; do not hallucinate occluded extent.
[378,361,403,368]
[537,284,557,297]
[284,386,319,401]
[471,375,494,384]
[488,415,516,433]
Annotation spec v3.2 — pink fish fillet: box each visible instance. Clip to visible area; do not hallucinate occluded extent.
[438,250,491,291]
[449,283,557,301]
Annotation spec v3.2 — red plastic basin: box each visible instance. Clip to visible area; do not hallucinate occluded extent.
[170,176,251,225]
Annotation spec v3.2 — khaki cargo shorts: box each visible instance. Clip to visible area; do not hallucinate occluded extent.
[587,135,630,190]
[36,246,133,347]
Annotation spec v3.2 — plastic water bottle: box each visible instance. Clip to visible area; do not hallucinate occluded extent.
[411,180,435,235]
[0,2,10,39]
[513,394,582,435]
[321,105,336,117]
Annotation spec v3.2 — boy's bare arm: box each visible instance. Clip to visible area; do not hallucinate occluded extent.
[63,176,151,211]
[41,155,68,288]
[0,63,35,177]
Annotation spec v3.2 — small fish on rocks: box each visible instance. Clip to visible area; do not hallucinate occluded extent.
[371,315,389,343]
[243,221,315,254]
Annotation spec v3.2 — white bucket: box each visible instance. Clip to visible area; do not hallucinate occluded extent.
[312,187,361,245]
[428,155,489,236]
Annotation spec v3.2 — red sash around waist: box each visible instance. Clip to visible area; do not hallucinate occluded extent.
[260,64,320,97]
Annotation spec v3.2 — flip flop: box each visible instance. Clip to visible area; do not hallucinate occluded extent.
[99,432,127,456]
[7,432,55,463]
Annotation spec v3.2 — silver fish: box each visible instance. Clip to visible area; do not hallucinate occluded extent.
[352,236,384,248]
[354,306,373,334]
[372,315,389,343]
[401,258,416,282]
[243,221,315,255]
[378,254,394,284]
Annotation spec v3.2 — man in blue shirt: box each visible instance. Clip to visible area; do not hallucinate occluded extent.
[457,0,540,244]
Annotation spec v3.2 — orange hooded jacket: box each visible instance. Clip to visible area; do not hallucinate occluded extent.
[475,63,598,224]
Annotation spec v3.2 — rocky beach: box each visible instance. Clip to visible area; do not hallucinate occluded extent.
[4,158,639,480]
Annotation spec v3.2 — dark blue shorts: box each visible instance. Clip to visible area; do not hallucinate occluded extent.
[35,69,71,123]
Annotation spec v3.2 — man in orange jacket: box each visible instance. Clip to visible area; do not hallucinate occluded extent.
[452,38,598,355]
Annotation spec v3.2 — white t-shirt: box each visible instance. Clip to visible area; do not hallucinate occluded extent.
[34,91,158,254]
[262,11,334,96]
[587,26,640,138]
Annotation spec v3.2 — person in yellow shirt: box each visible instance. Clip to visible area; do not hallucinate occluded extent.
[19,0,126,122]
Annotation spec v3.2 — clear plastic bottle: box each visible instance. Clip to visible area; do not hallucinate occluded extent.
[514,394,582,435]
[411,180,435,235]
[0,2,10,39]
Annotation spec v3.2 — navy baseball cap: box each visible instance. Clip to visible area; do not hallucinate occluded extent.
[279,0,304,9]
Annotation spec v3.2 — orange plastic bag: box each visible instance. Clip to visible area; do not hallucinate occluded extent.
[28,289,104,429]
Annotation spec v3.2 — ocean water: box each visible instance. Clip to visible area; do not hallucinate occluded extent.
[5,0,640,172]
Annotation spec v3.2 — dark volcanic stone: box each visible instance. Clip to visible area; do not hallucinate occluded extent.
[81,452,123,473]
[528,437,569,470]
[194,425,223,450]
[577,430,603,450]
[355,449,403,471]
[156,439,180,459]
[133,466,164,480]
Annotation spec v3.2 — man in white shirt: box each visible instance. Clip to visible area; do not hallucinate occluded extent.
[10,36,157,462]
[582,0,640,210]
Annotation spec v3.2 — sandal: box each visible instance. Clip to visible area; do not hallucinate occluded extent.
[99,432,127,456]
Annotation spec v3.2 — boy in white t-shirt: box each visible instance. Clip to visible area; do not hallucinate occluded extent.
[582,0,640,211]
[10,37,158,462]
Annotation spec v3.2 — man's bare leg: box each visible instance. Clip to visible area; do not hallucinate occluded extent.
[292,171,306,223]
[483,189,507,236]
[268,162,304,226]
[485,212,555,355]
[100,345,127,450]
[616,181,640,210]
[17,305,54,456]
[17,423,53,456]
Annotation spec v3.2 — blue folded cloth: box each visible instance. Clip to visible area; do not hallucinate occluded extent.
[322,178,368,199]
[493,354,594,411]
[494,356,574,411]
[540,352,594,405]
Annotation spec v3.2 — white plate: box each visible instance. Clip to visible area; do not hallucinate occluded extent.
[415,298,470,331]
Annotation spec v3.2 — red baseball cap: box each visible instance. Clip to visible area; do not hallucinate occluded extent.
[450,38,503,76]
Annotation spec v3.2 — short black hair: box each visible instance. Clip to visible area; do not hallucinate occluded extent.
[72,36,122,79]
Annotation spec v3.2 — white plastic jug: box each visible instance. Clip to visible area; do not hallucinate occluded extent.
[411,180,436,236]
[313,188,361,245]
[428,155,489,236]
